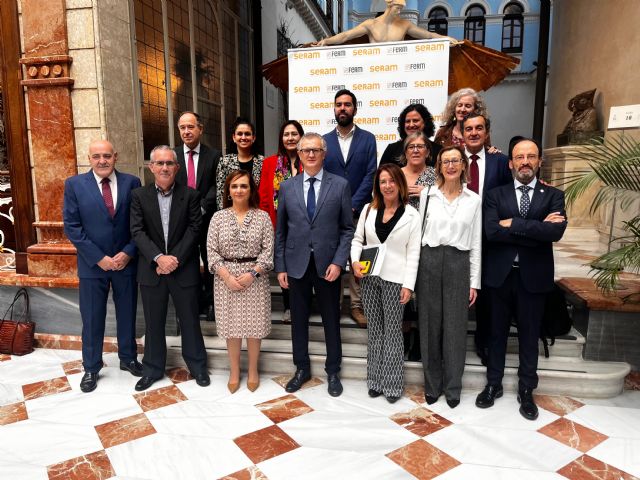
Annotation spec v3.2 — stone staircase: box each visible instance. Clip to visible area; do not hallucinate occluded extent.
[165,282,630,399]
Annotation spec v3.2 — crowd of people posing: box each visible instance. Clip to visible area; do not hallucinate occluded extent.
[63,87,567,422]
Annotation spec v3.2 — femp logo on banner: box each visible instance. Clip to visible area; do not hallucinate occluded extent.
[289,39,449,160]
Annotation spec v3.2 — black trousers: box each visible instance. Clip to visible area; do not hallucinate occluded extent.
[487,267,546,390]
[288,255,342,374]
[473,288,491,354]
[199,229,214,307]
[140,275,207,379]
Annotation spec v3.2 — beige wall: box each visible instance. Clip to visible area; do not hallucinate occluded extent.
[544,0,640,244]
[544,0,640,147]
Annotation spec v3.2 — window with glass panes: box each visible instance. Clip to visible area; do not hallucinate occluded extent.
[428,7,448,36]
[502,2,524,53]
[464,5,486,45]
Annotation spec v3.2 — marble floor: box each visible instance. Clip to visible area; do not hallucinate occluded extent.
[1,349,639,480]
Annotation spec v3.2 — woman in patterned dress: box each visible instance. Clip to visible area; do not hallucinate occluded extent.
[216,118,264,210]
[400,131,437,210]
[258,120,304,323]
[208,170,274,393]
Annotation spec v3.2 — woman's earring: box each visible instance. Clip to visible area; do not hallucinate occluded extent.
[227,195,231,200]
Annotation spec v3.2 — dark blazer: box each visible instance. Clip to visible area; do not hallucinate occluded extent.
[274,170,354,279]
[323,126,377,215]
[482,150,512,200]
[130,182,202,288]
[63,170,141,278]
[483,181,567,293]
[174,143,221,222]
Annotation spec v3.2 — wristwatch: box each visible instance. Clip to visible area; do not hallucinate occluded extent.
[250,269,261,278]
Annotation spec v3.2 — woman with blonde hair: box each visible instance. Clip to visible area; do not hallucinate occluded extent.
[434,88,490,148]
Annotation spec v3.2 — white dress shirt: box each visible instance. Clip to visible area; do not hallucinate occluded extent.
[183,143,200,178]
[464,147,487,197]
[303,168,323,206]
[419,186,482,289]
[336,125,355,163]
[93,170,118,209]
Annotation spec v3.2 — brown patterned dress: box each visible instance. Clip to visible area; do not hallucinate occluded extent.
[207,208,274,339]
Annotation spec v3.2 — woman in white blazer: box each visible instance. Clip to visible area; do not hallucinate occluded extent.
[351,164,421,402]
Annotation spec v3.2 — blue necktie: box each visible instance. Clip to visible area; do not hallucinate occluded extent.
[307,177,316,221]
[518,185,531,217]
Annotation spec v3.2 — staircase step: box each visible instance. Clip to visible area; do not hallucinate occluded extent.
[164,336,629,398]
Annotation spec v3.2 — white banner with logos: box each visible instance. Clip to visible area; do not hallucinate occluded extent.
[287,39,449,160]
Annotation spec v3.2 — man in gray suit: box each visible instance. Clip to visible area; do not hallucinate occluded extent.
[275,133,354,397]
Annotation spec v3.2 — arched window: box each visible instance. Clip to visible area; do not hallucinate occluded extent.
[428,7,448,36]
[464,5,486,45]
[502,2,524,53]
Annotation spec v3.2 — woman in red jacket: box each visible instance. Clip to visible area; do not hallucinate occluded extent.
[258,120,304,322]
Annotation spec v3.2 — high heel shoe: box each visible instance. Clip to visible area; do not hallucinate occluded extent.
[227,378,240,394]
[247,378,260,392]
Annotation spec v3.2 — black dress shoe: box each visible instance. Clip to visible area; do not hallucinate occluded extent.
[386,396,400,404]
[80,372,98,393]
[475,385,503,409]
[135,376,160,392]
[517,388,539,420]
[194,372,210,387]
[285,369,311,393]
[425,394,439,405]
[327,373,343,397]
[446,398,460,408]
[120,359,143,377]
[368,388,382,398]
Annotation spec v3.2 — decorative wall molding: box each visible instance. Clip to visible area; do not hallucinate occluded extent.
[19,55,74,88]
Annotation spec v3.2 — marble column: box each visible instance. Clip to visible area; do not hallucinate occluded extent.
[19,0,77,277]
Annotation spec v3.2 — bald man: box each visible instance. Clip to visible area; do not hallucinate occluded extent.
[63,140,143,393]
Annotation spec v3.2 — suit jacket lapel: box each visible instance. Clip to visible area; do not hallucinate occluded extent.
[327,131,345,167]
[114,170,125,217]
[196,145,207,189]
[85,171,111,219]
[345,126,359,165]
[506,184,520,218]
[167,183,183,248]
[312,174,332,223]
[294,174,307,222]
[527,184,546,218]
[145,183,164,248]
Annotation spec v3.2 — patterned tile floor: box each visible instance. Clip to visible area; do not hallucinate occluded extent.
[1,348,639,479]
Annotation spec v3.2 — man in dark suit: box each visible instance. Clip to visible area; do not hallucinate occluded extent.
[323,89,377,327]
[130,145,209,391]
[475,138,567,420]
[462,113,513,364]
[174,111,221,320]
[63,140,143,393]
[275,132,354,397]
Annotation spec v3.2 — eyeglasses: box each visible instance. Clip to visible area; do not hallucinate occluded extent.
[406,144,427,151]
[299,148,324,156]
[442,159,462,166]
[513,154,539,162]
[152,161,177,167]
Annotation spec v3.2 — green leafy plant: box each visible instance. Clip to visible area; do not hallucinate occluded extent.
[562,134,640,294]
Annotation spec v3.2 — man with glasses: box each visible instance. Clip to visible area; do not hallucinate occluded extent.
[323,89,377,327]
[275,133,354,397]
[63,140,142,392]
[462,113,512,365]
[174,112,221,321]
[476,138,566,420]
[130,146,209,391]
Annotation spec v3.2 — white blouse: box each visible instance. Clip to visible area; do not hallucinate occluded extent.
[418,186,482,289]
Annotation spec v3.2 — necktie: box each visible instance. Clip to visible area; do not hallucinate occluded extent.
[518,185,531,217]
[307,177,316,221]
[101,177,115,218]
[187,150,196,189]
[467,154,479,194]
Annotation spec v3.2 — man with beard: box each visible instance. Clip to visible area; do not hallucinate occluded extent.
[323,89,377,327]
[475,138,566,420]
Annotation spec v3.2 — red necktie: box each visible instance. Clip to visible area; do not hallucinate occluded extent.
[468,154,479,194]
[187,150,196,189]
[101,177,115,217]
